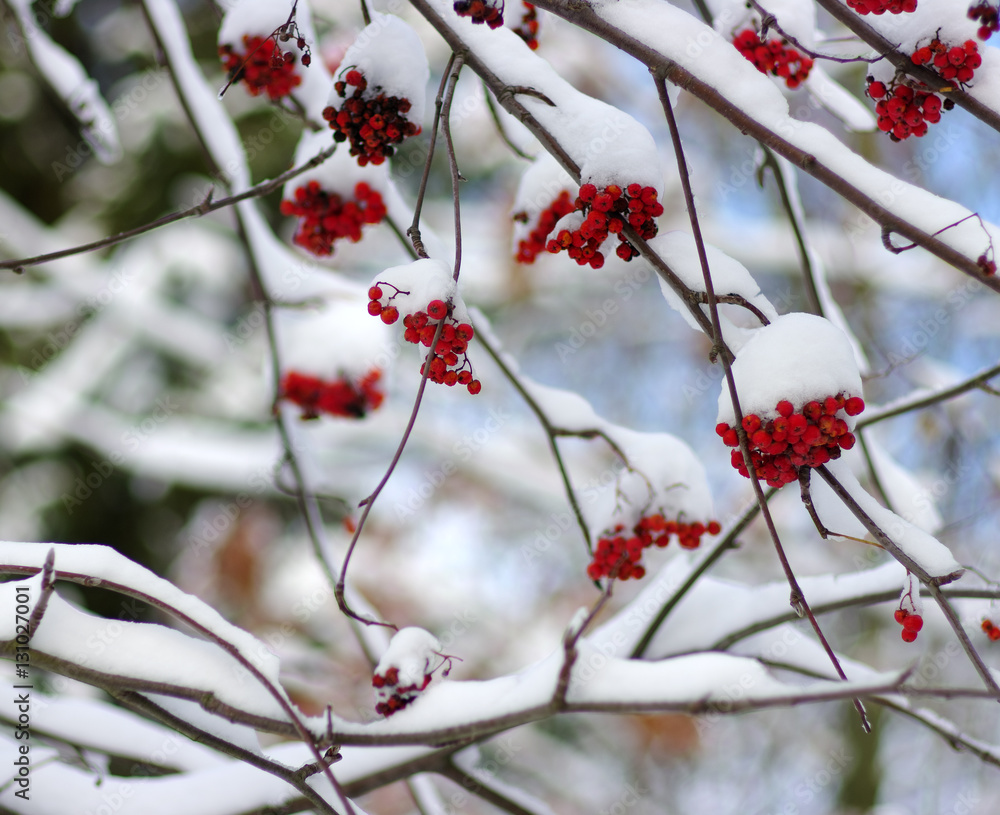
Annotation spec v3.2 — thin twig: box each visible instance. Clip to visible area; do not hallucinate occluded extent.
[0,144,338,272]
[442,56,466,280]
[654,70,870,733]
[748,0,880,64]
[483,81,533,159]
[26,548,56,640]
[409,54,457,258]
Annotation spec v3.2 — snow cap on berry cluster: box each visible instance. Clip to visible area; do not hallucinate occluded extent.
[856,0,983,56]
[651,231,778,344]
[283,130,390,203]
[713,0,818,48]
[330,13,429,123]
[587,427,714,537]
[510,153,576,254]
[716,313,862,426]
[373,627,444,713]
[277,296,393,382]
[373,258,469,323]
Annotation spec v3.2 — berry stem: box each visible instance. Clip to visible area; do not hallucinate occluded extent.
[441,55,466,281]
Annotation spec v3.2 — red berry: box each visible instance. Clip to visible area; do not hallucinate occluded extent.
[380,306,399,324]
[467,379,482,395]
[903,614,924,633]
[368,300,384,316]
[369,285,383,300]
[901,629,918,643]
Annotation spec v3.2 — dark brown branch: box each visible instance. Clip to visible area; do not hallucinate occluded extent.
[26,548,56,640]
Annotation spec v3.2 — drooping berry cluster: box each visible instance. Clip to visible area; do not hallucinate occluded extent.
[732,29,814,89]
[911,38,982,84]
[513,190,575,264]
[219,35,303,100]
[280,181,387,256]
[545,183,662,269]
[867,78,949,141]
[512,2,539,49]
[280,369,384,420]
[969,2,1000,39]
[982,618,1000,641]
[894,608,924,643]
[368,288,482,394]
[587,516,722,581]
[846,0,917,13]
[717,394,865,488]
[453,0,505,28]
[323,69,420,166]
[372,665,431,717]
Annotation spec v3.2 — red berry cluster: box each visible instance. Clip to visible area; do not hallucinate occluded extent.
[368,288,482,394]
[513,2,539,49]
[716,394,865,488]
[513,190,575,264]
[867,78,949,141]
[969,3,1000,39]
[280,181,387,256]
[280,369,384,420]
[453,0,504,28]
[372,665,431,717]
[545,183,662,269]
[323,69,420,166]
[981,618,1000,641]
[911,38,982,84]
[219,35,303,100]
[846,0,917,13]
[587,516,722,581]
[894,608,924,642]
[732,29,814,89]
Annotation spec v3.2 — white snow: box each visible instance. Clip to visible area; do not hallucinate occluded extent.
[331,13,430,122]
[717,312,863,424]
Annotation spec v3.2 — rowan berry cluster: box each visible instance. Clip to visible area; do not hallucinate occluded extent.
[513,190,575,264]
[368,288,482,394]
[587,516,722,581]
[866,78,949,141]
[372,665,432,717]
[911,38,982,84]
[846,0,917,13]
[894,608,924,643]
[969,3,1000,40]
[981,618,1000,641]
[545,183,662,269]
[219,35,303,100]
[279,369,384,420]
[513,2,540,49]
[453,0,504,28]
[280,181,387,256]
[323,69,420,166]
[716,394,865,488]
[732,29,814,89]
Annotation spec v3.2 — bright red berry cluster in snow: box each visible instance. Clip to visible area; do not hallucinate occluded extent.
[969,3,1000,40]
[716,394,865,488]
[911,38,982,84]
[453,0,504,28]
[323,69,420,166]
[513,2,540,49]
[846,0,917,14]
[372,666,431,717]
[545,183,662,269]
[219,35,303,100]
[513,190,575,264]
[280,181,387,256]
[587,516,722,581]
[867,78,948,141]
[894,608,924,643]
[280,370,384,420]
[368,288,482,394]
[732,29,814,89]
[982,618,1000,641]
